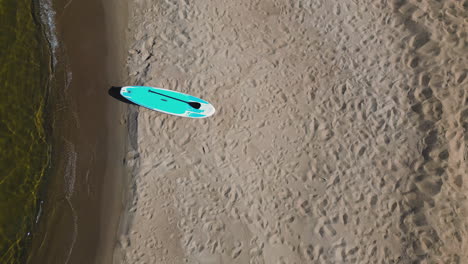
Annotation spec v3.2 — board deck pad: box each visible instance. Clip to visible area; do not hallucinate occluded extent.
[120,86,215,118]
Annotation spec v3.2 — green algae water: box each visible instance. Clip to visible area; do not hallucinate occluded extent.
[0,0,51,262]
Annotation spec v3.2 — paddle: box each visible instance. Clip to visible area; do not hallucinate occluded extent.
[148,89,201,109]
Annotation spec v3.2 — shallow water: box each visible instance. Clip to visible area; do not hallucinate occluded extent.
[0,0,52,262]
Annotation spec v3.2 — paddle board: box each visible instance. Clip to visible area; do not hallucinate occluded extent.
[120,86,215,118]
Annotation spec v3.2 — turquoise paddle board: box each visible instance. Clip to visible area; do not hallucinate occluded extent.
[120,86,215,118]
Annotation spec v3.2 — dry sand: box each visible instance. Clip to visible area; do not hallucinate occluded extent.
[116,0,467,263]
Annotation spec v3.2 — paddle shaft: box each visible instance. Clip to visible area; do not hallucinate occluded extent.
[148,90,188,103]
[148,89,201,109]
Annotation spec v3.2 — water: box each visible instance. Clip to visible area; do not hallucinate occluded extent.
[0,0,52,262]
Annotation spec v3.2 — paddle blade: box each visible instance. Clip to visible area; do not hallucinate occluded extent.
[188,102,202,109]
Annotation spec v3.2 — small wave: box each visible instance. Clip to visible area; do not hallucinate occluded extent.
[64,140,77,199]
[65,68,73,93]
[64,199,78,264]
[38,0,58,67]
[35,200,44,224]
[63,139,78,264]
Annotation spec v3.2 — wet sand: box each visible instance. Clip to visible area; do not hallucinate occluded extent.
[28,0,128,263]
[116,0,467,263]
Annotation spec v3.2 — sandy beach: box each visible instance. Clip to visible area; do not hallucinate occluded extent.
[113,0,467,263]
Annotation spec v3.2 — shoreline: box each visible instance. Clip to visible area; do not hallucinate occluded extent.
[28,0,129,263]
[99,0,129,263]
